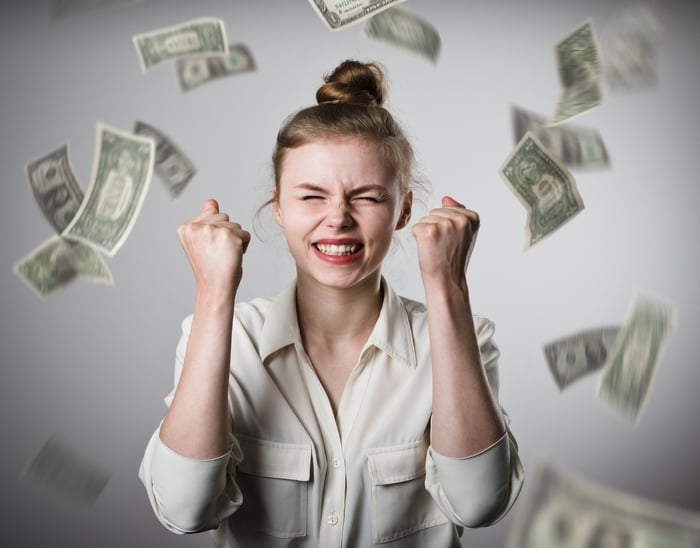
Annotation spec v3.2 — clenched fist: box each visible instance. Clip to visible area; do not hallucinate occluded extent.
[177,199,251,299]
[411,195,479,287]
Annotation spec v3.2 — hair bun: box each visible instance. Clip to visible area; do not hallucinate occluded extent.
[316,60,386,107]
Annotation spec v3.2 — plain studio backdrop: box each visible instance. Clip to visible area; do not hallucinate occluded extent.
[1,1,698,547]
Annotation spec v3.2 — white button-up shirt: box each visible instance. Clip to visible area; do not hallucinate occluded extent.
[139,279,524,547]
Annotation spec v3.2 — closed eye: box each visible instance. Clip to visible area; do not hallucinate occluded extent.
[355,196,381,203]
[301,195,324,201]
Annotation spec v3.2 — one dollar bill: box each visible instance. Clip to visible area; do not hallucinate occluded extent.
[544,326,620,390]
[132,17,228,71]
[62,123,154,257]
[363,7,440,62]
[25,144,84,234]
[13,236,112,298]
[499,131,585,248]
[512,105,609,169]
[550,19,603,126]
[597,292,677,423]
[507,461,700,548]
[307,0,406,31]
[133,120,196,197]
[175,43,256,92]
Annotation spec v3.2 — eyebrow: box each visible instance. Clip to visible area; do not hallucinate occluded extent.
[293,183,388,195]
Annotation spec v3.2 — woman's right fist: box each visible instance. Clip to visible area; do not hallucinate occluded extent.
[176,199,251,298]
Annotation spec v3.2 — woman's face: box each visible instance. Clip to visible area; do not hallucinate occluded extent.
[273,137,411,291]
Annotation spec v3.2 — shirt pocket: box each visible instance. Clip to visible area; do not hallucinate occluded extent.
[234,436,312,538]
[367,440,449,544]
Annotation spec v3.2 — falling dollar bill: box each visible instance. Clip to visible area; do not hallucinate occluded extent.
[50,0,143,18]
[363,7,441,62]
[62,123,154,257]
[307,0,407,31]
[499,131,585,248]
[597,292,677,422]
[175,43,256,92]
[133,121,196,197]
[25,144,84,234]
[132,17,228,72]
[544,326,620,390]
[550,19,603,126]
[20,437,110,504]
[512,105,609,169]
[507,461,700,548]
[606,5,662,91]
[13,236,112,298]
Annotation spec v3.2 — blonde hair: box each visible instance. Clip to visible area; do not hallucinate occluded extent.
[261,60,428,216]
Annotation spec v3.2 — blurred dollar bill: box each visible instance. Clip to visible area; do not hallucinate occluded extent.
[176,43,256,92]
[133,17,228,71]
[63,123,154,257]
[500,131,584,248]
[26,144,84,234]
[133,121,196,197]
[507,461,700,548]
[20,437,109,504]
[597,292,677,422]
[550,19,603,126]
[512,105,609,169]
[544,326,620,390]
[363,7,440,62]
[50,0,142,18]
[13,236,112,297]
[605,5,662,91]
[307,0,406,31]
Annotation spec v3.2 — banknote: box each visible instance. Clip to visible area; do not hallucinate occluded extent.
[307,0,407,31]
[133,121,196,197]
[512,105,609,169]
[50,0,142,18]
[63,123,154,256]
[499,131,585,248]
[550,20,603,126]
[133,18,228,71]
[606,6,662,91]
[20,437,110,504]
[362,7,440,62]
[176,43,256,92]
[597,292,677,422]
[13,236,112,298]
[507,461,700,548]
[544,326,620,390]
[25,144,84,233]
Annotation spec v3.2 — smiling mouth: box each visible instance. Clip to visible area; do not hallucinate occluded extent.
[313,243,363,256]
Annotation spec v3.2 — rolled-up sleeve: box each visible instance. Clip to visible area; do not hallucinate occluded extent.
[425,429,524,527]
[138,430,243,534]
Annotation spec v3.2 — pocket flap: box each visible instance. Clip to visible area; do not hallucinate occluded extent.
[367,440,427,486]
[237,436,312,481]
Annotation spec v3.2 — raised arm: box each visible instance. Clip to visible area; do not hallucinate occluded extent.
[411,195,505,458]
[159,199,251,459]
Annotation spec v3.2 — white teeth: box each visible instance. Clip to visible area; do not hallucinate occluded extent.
[315,243,360,256]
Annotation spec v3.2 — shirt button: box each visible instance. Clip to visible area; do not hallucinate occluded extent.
[332,458,341,468]
[327,513,339,525]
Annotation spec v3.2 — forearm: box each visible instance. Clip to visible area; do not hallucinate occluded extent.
[425,276,505,458]
[160,290,235,459]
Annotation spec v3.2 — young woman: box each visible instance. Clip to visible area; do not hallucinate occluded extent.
[140,59,523,548]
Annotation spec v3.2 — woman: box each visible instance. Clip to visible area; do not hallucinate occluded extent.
[140,59,523,547]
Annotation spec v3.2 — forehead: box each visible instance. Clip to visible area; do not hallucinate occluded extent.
[279,137,395,188]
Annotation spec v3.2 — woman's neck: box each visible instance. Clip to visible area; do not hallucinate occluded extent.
[295,272,383,346]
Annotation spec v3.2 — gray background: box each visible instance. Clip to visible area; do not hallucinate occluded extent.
[1,1,699,547]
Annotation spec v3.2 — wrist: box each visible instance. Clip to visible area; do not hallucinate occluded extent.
[421,271,470,302]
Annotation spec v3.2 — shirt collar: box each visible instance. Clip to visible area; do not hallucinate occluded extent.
[258,278,417,369]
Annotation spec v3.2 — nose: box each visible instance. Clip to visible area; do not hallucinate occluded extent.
[325,199,353,229]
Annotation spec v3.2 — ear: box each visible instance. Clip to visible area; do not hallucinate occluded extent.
[272,188,283,227]
[395,191,413,230]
